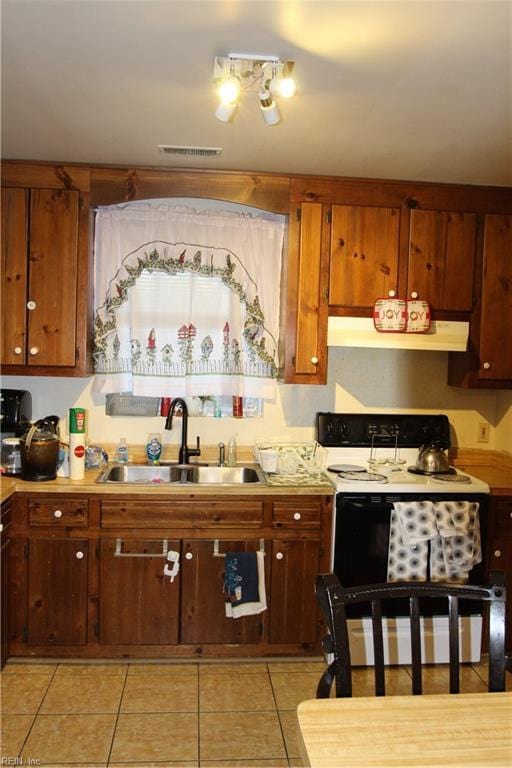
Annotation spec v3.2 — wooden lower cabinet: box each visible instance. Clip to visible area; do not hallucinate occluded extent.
[181,539,266,645]
[487,497,512,652]
[8,491,333,658]
[1,499,12,668]
[27,538,88,646]
[269,539,321,644]
[99,538,181,645]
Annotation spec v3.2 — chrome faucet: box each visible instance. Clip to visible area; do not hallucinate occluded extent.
[218,442,225,467]
[164,398,201,465]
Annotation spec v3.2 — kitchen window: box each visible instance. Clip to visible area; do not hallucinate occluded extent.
[93,201,285,399]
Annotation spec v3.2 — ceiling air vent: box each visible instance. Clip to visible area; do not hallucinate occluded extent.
[157,144,222,157]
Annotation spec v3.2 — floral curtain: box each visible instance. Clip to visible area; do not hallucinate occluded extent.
[93,203,285,398]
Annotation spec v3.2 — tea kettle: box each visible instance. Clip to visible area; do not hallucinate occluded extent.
[415,441,451,474]
[20,415,60,481]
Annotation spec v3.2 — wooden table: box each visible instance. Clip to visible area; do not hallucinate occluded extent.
[297,692,512,767]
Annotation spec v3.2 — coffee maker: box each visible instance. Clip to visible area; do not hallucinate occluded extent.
[1,389,32,476]
[1,389,32,437]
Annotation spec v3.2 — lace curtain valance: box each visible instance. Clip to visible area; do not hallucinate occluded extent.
[93,203,285,399]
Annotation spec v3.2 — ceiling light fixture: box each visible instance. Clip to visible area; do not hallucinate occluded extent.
[213,54,295,126]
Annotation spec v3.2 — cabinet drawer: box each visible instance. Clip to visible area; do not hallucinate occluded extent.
[29,498,89,527]
[272,501,321,529]
[101,500,263,528]
[493,500,512,536]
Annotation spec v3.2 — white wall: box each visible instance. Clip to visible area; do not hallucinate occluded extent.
[3,347,507,453]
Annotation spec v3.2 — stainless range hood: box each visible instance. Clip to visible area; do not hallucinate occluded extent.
[327,318,469,352]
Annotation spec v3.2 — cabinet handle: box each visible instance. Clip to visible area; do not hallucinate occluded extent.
[27,300,36,310]
[311,356,319,365]
[14,347,22,355]
[494,550,501,558]
[276,552,284,560]
[185,552,193,560]
[293,512,302,520]
[54,510,63,518]
[483,362,491,370]
[410,291,418,299]
[388,290,396,298]
[29,346,39,356]
[75,551,84,560]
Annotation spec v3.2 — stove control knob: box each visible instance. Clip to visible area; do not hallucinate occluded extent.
[494,550,502,558]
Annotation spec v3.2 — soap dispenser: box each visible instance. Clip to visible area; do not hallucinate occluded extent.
[227,436,237,467]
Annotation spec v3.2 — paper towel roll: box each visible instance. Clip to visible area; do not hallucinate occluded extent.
[69,433,86,480]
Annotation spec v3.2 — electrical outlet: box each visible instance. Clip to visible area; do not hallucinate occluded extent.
[477,422,490,443]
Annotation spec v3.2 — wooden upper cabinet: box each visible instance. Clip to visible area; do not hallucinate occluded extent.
[284,201,329,383]
[329,205,400,307]
[408,210,476,311]
[28,189,79,367]
[478,215,512,381]
[1,162,92,376]
[1,189,28,364]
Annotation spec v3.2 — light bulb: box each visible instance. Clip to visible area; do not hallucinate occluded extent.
[270,76,296,99]
[215,101,238,123]
[218,76,240,105]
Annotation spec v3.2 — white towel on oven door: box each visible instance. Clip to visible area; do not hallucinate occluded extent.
[430,501,481,583]
[387,501,436,582]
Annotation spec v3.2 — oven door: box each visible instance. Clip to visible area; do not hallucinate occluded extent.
[333,492,488,618]
[333,492,489,664]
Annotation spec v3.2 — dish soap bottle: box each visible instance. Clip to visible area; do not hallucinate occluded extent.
[117,437,129,464]
[146,433,162,465]
[227,436,237,467]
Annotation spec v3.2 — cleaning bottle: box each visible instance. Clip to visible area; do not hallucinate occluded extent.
[117,437,129,463]
[227,436,237,467]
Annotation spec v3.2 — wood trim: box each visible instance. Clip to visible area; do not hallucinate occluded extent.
[1,162,90,192]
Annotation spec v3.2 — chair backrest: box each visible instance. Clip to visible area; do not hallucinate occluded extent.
[315,570,507,698]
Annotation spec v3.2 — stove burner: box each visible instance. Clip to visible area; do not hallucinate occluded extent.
[336,471,389,483]
[407,466,457,476]
[432,473,471,483]
[327,464,366,473]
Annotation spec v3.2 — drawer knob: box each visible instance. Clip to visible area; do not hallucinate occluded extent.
[311,356,319,365]
[29,346,39,356]
[27,300,36,310]
[494,550,501,558]
[276,552,284,560]
[14,346,22,355]
[293,512,302,520]
[54,510,63,518]
[185,552,193,560]
[483,362,491,370]
[75,551,84,560]
[388,290,396,298]
[411,291,418,299]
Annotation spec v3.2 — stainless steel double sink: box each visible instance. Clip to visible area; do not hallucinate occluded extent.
[96,463,265,485]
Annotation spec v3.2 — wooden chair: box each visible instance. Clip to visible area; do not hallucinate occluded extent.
[315,570,507,697]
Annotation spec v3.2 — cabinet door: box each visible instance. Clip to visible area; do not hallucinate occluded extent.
[28,189,79,367]
[488,538,512,652]
[1,188,28,364]
[181,539,266,644]
[285,201,329,383]
[408,210,476,311]
[28,538,88,645]
[99,538,180,645]
[329,205,400,308]
[269,539,320,644]
[478,215,512,380]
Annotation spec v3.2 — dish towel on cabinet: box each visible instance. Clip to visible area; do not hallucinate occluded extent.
[224,551,267,618]
[387,501,481,583]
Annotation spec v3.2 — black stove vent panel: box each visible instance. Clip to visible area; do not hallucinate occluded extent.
[316,413,450,449]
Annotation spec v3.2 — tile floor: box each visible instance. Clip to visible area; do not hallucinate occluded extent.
[1,657,510,767]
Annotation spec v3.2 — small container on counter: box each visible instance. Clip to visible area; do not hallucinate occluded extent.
[116,438,129,463]
[146,433,162,464]
[69,407,86,480]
